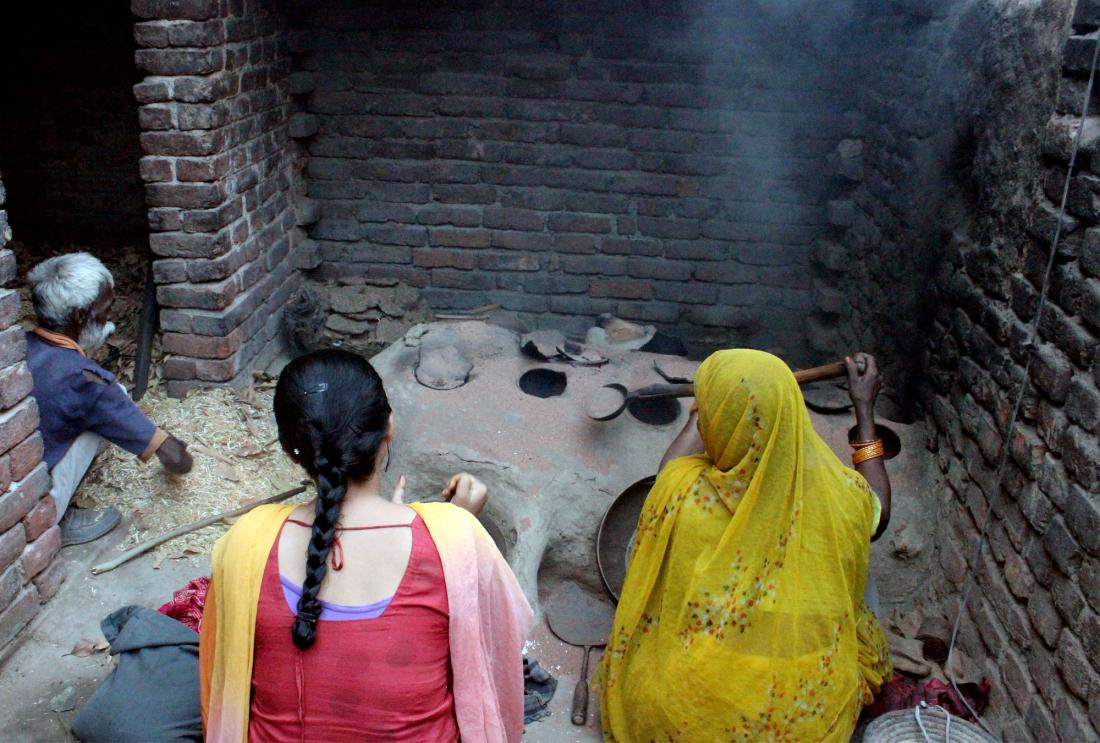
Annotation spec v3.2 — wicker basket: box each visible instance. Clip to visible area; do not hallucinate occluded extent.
[861,708,997,743]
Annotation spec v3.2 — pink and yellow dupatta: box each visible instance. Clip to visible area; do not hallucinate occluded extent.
[199,501,532,743]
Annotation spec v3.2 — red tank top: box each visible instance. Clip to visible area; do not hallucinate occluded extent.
[248,514,458,742]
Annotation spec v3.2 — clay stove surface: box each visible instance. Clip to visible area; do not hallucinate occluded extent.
[374,321,699,608]
[376,321,938,615]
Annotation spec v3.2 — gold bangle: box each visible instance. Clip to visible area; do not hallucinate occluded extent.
[849,438,882,450]
[852,441,885,465]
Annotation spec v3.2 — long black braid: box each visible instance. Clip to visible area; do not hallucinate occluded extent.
[274,349,392,650]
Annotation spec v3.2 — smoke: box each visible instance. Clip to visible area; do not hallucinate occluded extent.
[676,0,869,259]
[738,0,863,50]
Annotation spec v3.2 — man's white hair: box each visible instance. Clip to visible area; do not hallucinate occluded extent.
[27,253,114,332]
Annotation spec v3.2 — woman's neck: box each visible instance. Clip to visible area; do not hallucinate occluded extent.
[344,473,383,503]
[323,470,408,525]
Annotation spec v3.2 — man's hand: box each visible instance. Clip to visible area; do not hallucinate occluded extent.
[442,473,488,516]
[156,435,193,475]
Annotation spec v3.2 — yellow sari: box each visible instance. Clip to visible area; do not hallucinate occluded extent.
[598,349,891,742]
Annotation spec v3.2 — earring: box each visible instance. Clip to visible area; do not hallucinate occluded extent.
[384,444,391,472]
[293,448,300,456]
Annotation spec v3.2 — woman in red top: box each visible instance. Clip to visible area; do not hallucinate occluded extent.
[229,349,511,741]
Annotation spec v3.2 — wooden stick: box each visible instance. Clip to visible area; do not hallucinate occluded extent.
[131,263,157,403]
[433,313,492,321]
[190,443,236,466]
[792,357,866,385]
[237,406,260,439]
[434,303,502,320]
[460,302,502,315]
[90,484,310,575]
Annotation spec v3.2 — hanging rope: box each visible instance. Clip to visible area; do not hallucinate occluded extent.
[943,26,1100,733]
[915,701,953,743]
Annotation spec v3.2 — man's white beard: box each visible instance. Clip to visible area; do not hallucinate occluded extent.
[78,320,116,354]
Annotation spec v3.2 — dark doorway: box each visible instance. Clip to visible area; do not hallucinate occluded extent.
[0,4,153,388]
[0,3,147,250]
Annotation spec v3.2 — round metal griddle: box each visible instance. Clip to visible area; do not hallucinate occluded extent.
[595,424,900,603]
[479,515,510,559]
[545,581,617,724]
[596,475,655,602]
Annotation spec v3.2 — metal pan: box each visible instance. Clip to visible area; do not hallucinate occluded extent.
[596,426,901,601]
[596,476,655,602]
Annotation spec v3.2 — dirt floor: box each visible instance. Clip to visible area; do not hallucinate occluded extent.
[0,523,204,742]
[0,525,904,743]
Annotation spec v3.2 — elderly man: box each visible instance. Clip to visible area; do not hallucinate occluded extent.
[26,253,193,545]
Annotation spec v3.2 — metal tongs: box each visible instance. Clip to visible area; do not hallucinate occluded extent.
[588,358,862,421]
[585,357,900,459]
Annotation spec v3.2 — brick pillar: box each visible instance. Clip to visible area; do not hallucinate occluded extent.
[0,169,61,652]
[132,0,306,398]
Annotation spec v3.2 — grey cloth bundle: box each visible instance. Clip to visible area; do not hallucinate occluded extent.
[72,605,202,742]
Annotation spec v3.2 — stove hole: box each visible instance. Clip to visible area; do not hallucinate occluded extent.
[479,514,514,560]
[519,368,567,398]
[628,396,681,426]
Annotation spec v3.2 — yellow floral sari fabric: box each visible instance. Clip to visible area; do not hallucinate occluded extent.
[598,349,891,742]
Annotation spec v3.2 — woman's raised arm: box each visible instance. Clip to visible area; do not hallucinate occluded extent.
[846,353,892,541]
[659,406,705,471]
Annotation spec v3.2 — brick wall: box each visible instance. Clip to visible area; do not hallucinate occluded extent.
[0,169,60,653]
[0,4,147,246]
[837,1,1085,416]
[285,0,861,355]
[839,1,1100,738]
[132,0,309,397]
[834,1,1036,411]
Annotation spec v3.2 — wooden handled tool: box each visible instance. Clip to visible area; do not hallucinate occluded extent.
[793,358,861,384]
[545,582,615,727]
[571,647,593,725]
[587,357,866,421]
[91,483,309,575]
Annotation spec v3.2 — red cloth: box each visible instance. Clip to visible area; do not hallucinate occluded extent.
[862,672,991,722]
[248,515,458,742]
[157,576,210,633]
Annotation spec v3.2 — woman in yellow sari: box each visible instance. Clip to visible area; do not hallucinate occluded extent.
[599,349,892,742]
